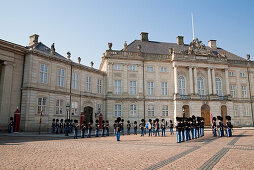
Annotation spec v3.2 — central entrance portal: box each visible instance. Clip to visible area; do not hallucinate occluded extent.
[201,104,211,126]
[84,106,93,123]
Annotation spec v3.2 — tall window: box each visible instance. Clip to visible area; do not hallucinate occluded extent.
[162,105,168,116]
[161,67,167,72]
[147,66,154,72]
[161,82,168,96]
[38,97,47,114]
[242,86,247,98]
[240,72,246,77]
[129,81,137,95]
[114,80,122,94]
[114,64,122,70]
[245,106,250,116]
[230,85,236,98]
[72,73,79,89]
[128,65,137,71]
[197,77,204,95]
[229,72,235,76]
[233,105,238,117]
[71,102,78,116]
[178,76,186,95]
[148,105,154,117]
[57,68,64,87]
[114,104,122,117]
[56,99,63,114]
[147,82,154,95]
[97,79,102,93]
[40,64,48,84]
[86,76,91,92]
[216,78,222,96]
[97,104,102,113]
[130,104,137,117]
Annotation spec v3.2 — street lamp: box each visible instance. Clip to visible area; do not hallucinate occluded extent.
[66,103,70,120]
[182,108,185,120]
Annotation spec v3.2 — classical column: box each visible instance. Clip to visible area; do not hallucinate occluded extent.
[212,68,216,95]
[0,61,14,130]
[123,64,128,94]
[225,68,230,95]
[193,67,198,94]
[174,66,178,94]
[107,63,113,93]
[189,67,193,94]
[207,68,212,95]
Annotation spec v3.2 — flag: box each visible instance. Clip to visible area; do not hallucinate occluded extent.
[39,111,43,124]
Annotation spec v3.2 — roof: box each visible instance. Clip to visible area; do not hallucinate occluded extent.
[126,40,246,61]
[32,42,68,61]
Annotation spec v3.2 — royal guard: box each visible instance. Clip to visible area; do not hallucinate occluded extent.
[201,117,205,137]
[148,119,152,136]
[95,119,99,137]
[139,119,145,136]
[192,115,196,139]
[73,120,79,139]
[169,120,174,135]
[161,119,166,137]
[120,119,124,136]
[70,119,74,133]
[101,120,105,137]
[176,117,181,143]
[217,116,224,137]
[51,118,56,133]
[113,120,117,135]
[60,119,64,134]
[187,118,191,140]
[155,118,160,137]
[134,121,138,135]
[196,117,200,138]
[226,116,233,137]
[212,117,217,137]
[105,120,109,136]
[55,119,59,134]
[127,120,131,135]
[184,118,188,141]
[153,120,156,135]
[9,117,14,133]
[64,119,69,136]
[87,120,93,138]
[81,121,86,138]
[116,117,122,141]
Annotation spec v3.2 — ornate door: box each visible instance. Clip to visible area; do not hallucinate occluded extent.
[221,105,227,125]
[84,106,93,123]
[201,104,211,126]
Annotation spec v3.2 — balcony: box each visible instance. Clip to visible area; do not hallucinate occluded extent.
[200,95,209,100]
[218,96,228,101]
[180,95,191,100]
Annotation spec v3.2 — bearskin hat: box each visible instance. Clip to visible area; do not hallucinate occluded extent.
[10,117,13,121]
[83,121,86,124]
[162,119,165,122]
[217,116,223,121]
[64,119,67,123]
[102,120,105,123]
[56,119,59,122]
[149,119,152,122]
[117,117,121,122]
[60,119,63,122]
[226,116,231,120]
[213,117,217,121]
[90,120,93,124]
[53,118,55,121]
[141,119,145,122]
[156,118,159,122]
[106,120,109,123]
[74,120,78,123]
[95,119,99,123]
[127,120,130,123]
[121,119,124,122]
[134,121,137,124]
[170,120,173,123]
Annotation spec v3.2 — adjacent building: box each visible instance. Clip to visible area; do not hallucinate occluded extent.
[0,32,253,131]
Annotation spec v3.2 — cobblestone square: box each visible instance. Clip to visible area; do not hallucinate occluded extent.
[0,129,254,170]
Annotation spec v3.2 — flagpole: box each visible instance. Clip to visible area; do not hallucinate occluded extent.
[192,13,195,40]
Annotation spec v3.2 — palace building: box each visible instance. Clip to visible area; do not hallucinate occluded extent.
[0,32,253,131]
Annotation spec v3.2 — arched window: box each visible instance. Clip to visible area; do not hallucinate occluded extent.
[197,77,204,95]
[216,78,222,96]
[178,76,186,95]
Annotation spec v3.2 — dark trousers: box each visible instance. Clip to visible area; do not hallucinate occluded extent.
[149,129,152,136]
[81,130,85,138]
[170,127,174,135]
[127,129,130,135]
[88,129,91,138]
[141,129,144,136]
[177,131,181,143]
[161,129,165,136]
[64,127,69,136]
[74,129,78,139]
[134,128,137,135]
[96,129,99,137]
[106,129,109,136]
[116,131,120,141]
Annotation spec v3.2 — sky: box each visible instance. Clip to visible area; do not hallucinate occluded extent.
[0,0,254,68]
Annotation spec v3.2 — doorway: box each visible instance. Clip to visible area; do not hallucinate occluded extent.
[84,106,93,123]
[221,105,227,125]
[182,105,190,118]
[201,104,210,126]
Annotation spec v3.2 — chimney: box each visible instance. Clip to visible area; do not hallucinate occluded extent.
[29,34,39,46]
[140,32,149,42]
[208,40,217,49]
[177,36,184,45]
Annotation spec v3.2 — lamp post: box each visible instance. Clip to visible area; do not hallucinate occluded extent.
[66,103,70,120]
[182,108,185,120]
